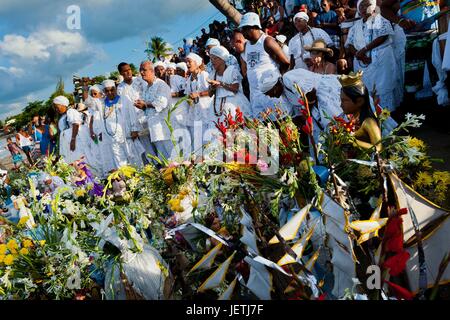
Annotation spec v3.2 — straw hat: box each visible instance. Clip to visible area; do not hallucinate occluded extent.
[304,39,334,57]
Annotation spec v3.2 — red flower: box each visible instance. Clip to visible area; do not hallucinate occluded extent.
[235,107,244,125]
[384,280,415,300]
[383,250,410,276]
[398,208,408,216]
[302,117,313,135]
[384,217,403,241]
[227,113,236,127]
[385,234,404,253]
[298,99,306,107]
[317,293,327,300]
[376,104,383,116]
[216,120,227,136]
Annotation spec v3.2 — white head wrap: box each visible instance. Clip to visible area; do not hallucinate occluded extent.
[176,62,188,72]
[357,0,377,16]
[294,12,309,22]
[206,38,221,48]
[209,46,230,62]
[102,79,116,89]
[186,53,203,66]
[53,96,69,107]
[89,84,103,94]
[258,69,281,93]
[166,63,177,70]
[154,61,166,69]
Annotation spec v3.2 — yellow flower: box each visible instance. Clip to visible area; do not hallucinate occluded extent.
[18,216,29,227]
[415,171,433,188]
[6,239,18,252]
[0,244,7,255]
[162,167,175,185]
[4,254,14,266]
[0,254,5,263]
[433,171,450,185]
[75,189,86,197]
[143,165,154,176]
[408,137,426,151]
[22,239,33,248]
[19,248,29,255]
[191,199,199,208]
[39,240,46,246]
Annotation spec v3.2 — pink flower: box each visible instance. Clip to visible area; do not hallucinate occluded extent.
[257,160,269,172]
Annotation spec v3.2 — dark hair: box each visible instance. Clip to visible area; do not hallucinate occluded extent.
[341,84,376,123]
[117,62,129,72]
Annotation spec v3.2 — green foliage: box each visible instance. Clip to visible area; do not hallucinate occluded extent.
[145,37,172,62]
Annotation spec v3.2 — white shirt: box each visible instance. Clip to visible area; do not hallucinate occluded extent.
[117,78,148,132]
[288,28,333,70]
[142,78,173,142]
[241,33,280,102]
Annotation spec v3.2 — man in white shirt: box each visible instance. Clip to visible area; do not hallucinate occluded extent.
[134,61,174,162]
[239,12,291,117]
[117,62,152,164]
[288,11,334,70]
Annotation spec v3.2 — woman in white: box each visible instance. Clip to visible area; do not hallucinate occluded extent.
[207,46,252,121]
[185,53,213,146]
[53,96,91,165]
[85,85,107,177]
[345,0,399,111]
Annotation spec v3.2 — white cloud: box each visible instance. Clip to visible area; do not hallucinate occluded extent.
[0,29,100,103]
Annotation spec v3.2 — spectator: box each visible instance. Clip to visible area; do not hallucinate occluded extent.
[304,39,337,74]
[315,0,340,49]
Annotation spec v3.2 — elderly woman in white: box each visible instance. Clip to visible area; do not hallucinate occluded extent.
[207,46,252,121]
[345,0,399,111]
[185,53,213,148]
[54,96,91,165]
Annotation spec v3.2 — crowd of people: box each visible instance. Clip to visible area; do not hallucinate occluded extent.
[5,115,58,169]
[14,0,446,177]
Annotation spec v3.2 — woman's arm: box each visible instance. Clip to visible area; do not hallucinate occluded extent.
[70,124,80,151]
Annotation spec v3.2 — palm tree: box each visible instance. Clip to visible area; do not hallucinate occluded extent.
[209,0,242,25]
[145,37,173,62]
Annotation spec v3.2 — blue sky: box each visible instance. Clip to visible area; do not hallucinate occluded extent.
[0,0,226,120]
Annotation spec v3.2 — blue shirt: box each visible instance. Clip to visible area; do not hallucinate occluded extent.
[315,10,339,36]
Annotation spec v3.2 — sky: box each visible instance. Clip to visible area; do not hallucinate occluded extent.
[0,0,226,121]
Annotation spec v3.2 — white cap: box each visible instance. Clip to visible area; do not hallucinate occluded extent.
[166,63,177,70]
[176,62,188,72]
[209,46,230,62]
[53,96,70,107]
[294,12,309,22]
[239,12,262,29]
[276,35,287,44]
[102,79,116,89]
[205,38,220,47]
[154,61,166,69]
[258,69,281,93]
[186,53,203,66]
[89,84,103,94]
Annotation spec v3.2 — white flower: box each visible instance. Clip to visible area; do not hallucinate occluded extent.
[90,213,114,238]
[66,266,81,290]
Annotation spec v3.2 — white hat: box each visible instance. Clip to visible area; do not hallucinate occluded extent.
[205,38,221,47]
[294,12,309,22]
[89,84,103,94]
[166,63,177,70]
[258,69,281,93]
[154,61,166,69]
[209,46,230,62]
[276,35,287,44]
[53,96,70,107]
[176,62,188,72]
[186,53,203,66]
[102,79,116,89]
[239,12,262,29]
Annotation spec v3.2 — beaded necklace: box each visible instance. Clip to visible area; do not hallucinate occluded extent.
[103,95,120,137]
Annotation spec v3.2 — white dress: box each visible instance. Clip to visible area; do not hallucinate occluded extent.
[99,97,131,173]
[345,14,398,111]
[59,109,92,165]
[185,71,214,131]
[209,65,252,121]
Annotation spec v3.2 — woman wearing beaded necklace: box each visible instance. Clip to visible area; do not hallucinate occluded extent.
[207,46,251,122]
